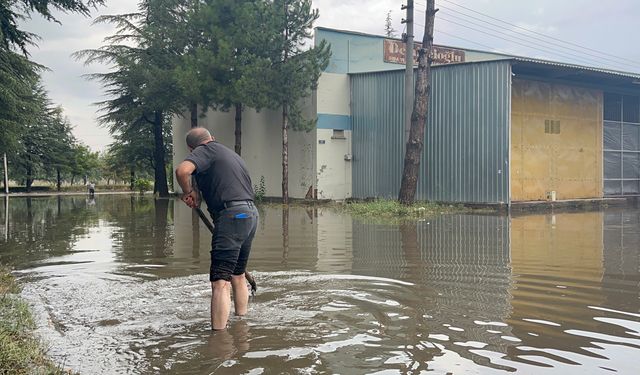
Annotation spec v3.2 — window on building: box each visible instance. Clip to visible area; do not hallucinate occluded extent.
[604,93,622,122]
[332,129,346,139]
[604,93,640,196]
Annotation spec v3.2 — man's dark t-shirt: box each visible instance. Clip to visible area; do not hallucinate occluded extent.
[185,141,254,215]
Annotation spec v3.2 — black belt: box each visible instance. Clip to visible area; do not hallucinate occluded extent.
[223,200,254,209]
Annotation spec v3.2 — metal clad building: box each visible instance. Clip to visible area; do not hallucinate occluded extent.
[351,70,406,199]
[352,61,511,203]
[421,61,511,203]
[340,26,640,204]
[172,27,640,204]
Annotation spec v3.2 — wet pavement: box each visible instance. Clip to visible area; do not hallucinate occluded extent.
[0,195,639,374]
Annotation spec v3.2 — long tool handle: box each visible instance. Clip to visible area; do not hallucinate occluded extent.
[195,207,215,234]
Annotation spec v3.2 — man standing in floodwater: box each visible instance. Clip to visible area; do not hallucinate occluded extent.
[175,128,258,330]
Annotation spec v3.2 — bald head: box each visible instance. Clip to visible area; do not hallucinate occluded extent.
[186,128,213,149]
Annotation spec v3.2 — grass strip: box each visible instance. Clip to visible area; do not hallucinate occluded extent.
[341,199,463,219]
[0,266,70,374]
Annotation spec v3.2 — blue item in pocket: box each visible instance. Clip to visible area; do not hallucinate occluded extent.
[234,213,249,219]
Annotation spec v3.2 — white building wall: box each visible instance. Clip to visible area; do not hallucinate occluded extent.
[172,102,316,199]
[316,72,353,200]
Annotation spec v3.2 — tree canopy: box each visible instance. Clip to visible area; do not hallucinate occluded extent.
[0,0,105,54]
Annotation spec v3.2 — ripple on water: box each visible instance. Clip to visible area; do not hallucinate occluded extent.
[17,259,640,375]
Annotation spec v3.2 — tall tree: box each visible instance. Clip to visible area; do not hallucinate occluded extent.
[0,0,105,54]
[104,118,172,190]
[71,144,100,185]
[398,0,437,205]
[76,0,187,197]
[41,106,76,191]
[0,50,40,160]
[266,0,330,203]
[385,10,397,38]
[176,0,275,155]
[8,83,51,192]
[0,50,41,192]
[1,0,103,189]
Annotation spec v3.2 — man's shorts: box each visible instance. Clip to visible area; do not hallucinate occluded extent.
[210,203,259,282]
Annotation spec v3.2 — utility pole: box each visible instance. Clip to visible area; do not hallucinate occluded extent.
[402,0,414,141]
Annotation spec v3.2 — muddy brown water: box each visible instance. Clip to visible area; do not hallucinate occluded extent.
[0,195,639,374]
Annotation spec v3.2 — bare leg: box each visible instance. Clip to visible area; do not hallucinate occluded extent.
[231,273,249,316]
[211,280,231,330]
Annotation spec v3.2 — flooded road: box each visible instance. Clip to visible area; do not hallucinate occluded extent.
[0,195,639,374]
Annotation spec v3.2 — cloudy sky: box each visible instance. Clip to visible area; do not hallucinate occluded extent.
[22,0,640,151]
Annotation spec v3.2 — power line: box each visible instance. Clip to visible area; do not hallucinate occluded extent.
[416,5,640,69]
[434,29,502,51]
[430,13,640,70]
[416,17,617,69]
[416,0,640,66]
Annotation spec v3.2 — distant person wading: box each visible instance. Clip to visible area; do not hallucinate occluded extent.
[87,182,95,198]
[175,128,259,330]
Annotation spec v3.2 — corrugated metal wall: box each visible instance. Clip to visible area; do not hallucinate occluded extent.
[351,60,512,203]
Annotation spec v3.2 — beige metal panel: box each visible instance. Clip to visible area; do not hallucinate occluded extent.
[511,79,603,201]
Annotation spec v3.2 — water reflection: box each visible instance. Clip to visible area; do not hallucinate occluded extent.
[0,196,99,267]
[0,196,638,374]
[351,215,513,372]
[282,205,289,265]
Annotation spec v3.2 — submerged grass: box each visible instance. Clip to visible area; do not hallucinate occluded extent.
[341,199,464,219]
[0,266,69,374]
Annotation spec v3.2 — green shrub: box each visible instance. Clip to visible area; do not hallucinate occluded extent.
[133,178,153,194]
[254,176,266,203]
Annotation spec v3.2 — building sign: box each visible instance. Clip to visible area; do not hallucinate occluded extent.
[383,39,465,65]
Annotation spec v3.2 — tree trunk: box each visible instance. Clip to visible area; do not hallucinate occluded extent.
[26,159,33,193]
[190,102,198,128]
[153,198,169,257]
[3,153,8,194]
[83,176,87,185]
[282,205,289,263]
[281,105,289,204]
[130,169,135,191]
[281,2,289,205]
[398,0,437,205]
[56,168,62,192]
[71,175,75,186]
[26,197,32,221]
[153,110,169,197]
[234,103,242,156]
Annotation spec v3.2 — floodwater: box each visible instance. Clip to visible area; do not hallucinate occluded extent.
[0,196,639,374]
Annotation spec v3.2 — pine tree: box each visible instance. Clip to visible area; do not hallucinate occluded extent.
[176,0,276,155]
[264,0,330,203]
[385,10,397,38]
[76,0,187,197]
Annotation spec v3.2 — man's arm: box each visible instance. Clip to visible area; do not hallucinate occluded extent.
[175,160,198,208]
